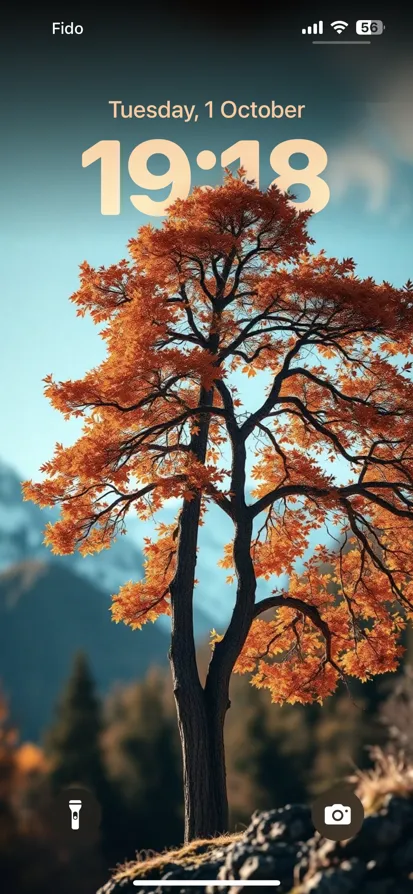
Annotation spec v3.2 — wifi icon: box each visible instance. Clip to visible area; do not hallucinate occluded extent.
[331,20,348,33]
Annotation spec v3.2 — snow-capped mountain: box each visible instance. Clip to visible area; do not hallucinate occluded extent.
[0,459,144,592]
[0,460,215,739]
[0,460,211,636]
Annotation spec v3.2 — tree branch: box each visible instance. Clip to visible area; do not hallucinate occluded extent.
[253,594,341,675]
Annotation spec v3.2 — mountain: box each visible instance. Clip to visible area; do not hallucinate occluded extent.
[0,460,211,638]
[0,560,170,740]
[0,460,145,594]
[0,460,216,740]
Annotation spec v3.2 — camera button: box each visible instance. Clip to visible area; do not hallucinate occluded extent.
[311,783,364,841]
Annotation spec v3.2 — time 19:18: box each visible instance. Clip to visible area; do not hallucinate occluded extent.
[82,138,330,216]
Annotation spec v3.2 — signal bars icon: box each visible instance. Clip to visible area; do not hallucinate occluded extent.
[302,20,323,34]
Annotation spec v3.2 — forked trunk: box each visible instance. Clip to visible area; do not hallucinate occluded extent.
[168,379,255,840]
[169,489,230,840]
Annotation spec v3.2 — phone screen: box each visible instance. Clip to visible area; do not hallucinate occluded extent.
[2,7,413,893]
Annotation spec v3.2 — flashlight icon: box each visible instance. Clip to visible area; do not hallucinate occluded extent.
[68,799,82,830]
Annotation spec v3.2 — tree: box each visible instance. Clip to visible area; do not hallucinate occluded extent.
[225,674,383,826]
[0,692,20,881]
[45,652,107,796]
[225,675,311,822]
[0,693,58,894]
[24,173,413,840]
[102,669,182,853]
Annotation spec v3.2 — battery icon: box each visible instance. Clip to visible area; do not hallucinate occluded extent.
[356,20,384,34]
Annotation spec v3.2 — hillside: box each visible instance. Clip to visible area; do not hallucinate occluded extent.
[0,560,170,740]
[100,752,413,893]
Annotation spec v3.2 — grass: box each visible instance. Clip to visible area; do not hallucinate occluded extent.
[351,746,413,814]
[112,832,242,882]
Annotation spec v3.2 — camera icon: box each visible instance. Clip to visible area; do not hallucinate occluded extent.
[324,803,352,825]
[312,785,363,840]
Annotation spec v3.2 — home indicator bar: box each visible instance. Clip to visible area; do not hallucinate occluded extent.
[133,882,281,887]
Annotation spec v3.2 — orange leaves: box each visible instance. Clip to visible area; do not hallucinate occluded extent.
[219,511,311,581]
[234,612,340,704]
[340,633,404,682]
[42,504,113,557]
[24,174,413,715]
[128,173,310,291]
[380,341,402,356]
[70,259,135,322]
[111,523,176,628]
[251,446,334,500]
[218,543,234,571]
[14,742,47,775]
[22,478,64,509]
[210,629,224,646]
[252,521,310,579]
[233,544,408,705]
[111,578,171,629]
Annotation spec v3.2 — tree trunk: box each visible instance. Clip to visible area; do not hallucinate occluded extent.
[169,494,229,839]
[171,666,229,839]
[169,416,256,840]
[169,513,256,840]
[168,373,230,840]
[168,337,256,840]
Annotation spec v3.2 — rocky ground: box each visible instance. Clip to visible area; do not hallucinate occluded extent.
[98,792,413,894]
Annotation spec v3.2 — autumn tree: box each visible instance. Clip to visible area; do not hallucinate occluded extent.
[24,173,413,840]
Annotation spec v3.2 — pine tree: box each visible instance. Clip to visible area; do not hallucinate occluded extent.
[45,651,106,797]
[102,668,183,852]
[225,673,385,826]
[225,676,313,825]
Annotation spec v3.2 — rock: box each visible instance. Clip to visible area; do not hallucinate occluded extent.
[238,854,278,879]
[98,795,413,894]
[393,837,413,871]
[301,858,366,893]
[245,804,314,846]
[341,797,413,858]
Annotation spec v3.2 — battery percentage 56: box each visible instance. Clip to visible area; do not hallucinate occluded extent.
[356,20,385,34]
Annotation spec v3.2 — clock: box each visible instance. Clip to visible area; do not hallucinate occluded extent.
[82,138,330,215]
